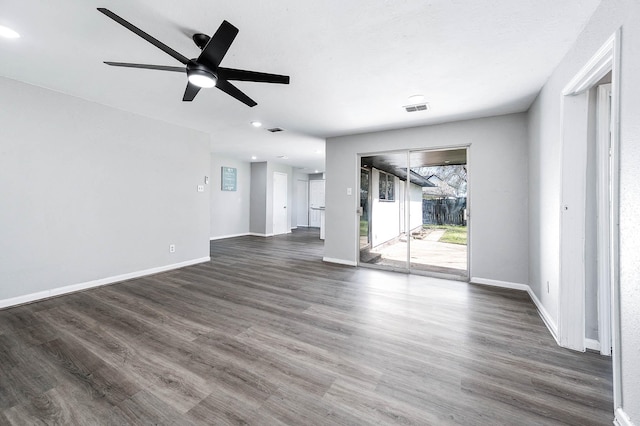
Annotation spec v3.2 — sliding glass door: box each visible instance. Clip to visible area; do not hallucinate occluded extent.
[358,148,469,279]
[408,149,468,277]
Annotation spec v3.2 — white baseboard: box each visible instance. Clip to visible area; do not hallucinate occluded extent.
[526,287,560,345]
[470,277,560,345]
[615,408,635,426]
[470,277,529,291]
[0,257,211,309]
[210,233,249,241]
[248,232,292,237]
[585,338,601,352]
[322,257,357,267]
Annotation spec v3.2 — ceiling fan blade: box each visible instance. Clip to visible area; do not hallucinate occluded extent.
[104,62,185,73]
[218,67,290,84]
[197,20,239,70]
[183,82,201,102]
[215,79,257,107]
[98,8,189,65]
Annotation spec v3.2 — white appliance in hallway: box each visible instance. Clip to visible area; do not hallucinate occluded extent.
[295,179,309,227]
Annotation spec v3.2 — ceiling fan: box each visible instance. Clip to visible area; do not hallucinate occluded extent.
[97,8,290,107]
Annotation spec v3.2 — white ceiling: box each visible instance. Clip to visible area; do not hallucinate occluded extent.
[0,0,601,173]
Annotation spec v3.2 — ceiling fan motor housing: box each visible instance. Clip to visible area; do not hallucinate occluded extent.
[192,33,211,50]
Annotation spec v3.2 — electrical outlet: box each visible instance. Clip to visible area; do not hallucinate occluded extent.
[169,244,175,253]
[197,185,204,192]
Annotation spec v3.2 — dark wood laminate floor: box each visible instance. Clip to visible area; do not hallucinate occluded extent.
[0,228,613,425]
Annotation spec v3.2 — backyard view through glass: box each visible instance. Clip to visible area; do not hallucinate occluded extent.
[359,149,468,278]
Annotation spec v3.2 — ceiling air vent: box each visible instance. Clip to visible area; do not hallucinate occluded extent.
[267,127,284,133]
[403,103,430,113]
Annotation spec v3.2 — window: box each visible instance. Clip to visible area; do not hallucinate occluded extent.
[378,171,395,201]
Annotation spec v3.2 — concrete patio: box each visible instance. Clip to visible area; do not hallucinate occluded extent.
[361,229,468,276]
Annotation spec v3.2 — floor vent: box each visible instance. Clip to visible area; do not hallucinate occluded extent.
[267,127,284,133]
[403,103,430,112]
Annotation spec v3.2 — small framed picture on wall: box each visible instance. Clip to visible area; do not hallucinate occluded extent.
[221,167,237,191]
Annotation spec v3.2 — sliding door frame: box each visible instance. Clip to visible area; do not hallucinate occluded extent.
[356,146,471,281]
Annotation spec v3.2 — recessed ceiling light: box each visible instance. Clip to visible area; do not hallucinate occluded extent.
[251,155,257,160]
[251,121,262,128]
[315,170,319,173]
[0,25,20,39]
[408,94,425,104]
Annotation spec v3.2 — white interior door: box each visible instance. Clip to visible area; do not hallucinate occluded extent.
[559,92,589,352]
[273,172,288,235]
[296,179,309,227]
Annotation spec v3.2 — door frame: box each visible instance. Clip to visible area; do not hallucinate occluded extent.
[359,166,372,250]
[558,29,621,409]
[596,83,612,356]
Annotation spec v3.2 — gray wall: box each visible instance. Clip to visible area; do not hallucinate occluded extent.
[249,161,293,236]
[527,0,640,419]
[0,76,210,302]
[210,155,251,239]
[250,162,268,235]
[325,113,529,285]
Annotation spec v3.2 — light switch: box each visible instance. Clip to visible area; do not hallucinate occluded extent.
[346,187,352,195]
[197,185,204,192]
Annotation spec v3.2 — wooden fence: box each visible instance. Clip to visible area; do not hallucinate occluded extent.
[423,197,467,225]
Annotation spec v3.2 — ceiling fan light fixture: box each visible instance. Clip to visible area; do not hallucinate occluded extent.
[187,68,217,88]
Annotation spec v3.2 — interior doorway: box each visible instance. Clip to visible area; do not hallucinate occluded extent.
[557,30,620,412]
[357,148,469,279]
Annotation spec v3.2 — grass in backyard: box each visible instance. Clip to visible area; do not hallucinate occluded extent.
[423,224,467,245]
[360,220,369,236]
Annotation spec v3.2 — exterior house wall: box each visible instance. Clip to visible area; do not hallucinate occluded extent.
[410,183,423,231]
[369,169,423,248]
[371,169,400,247]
